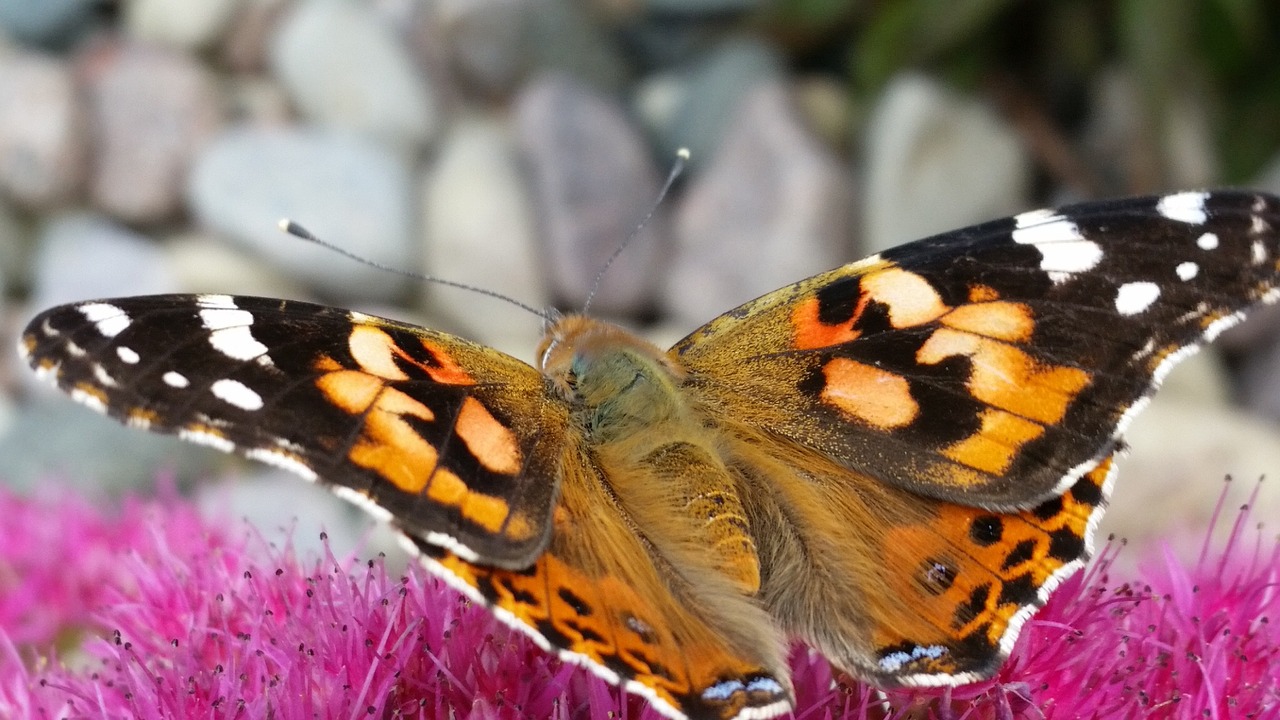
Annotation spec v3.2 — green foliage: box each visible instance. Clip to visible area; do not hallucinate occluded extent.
[762,0,1279,185]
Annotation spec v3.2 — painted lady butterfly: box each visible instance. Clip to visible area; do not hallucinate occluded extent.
[20,190,1280,719]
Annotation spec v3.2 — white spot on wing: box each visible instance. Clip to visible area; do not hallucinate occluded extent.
[209,325,269,362]
[178,427,235,453]
[330,485,393,521]
[163,371,189,388]
[1196,232,1219,250]
[65,340,86,358]
[1012,208,1057,227]
[31,361,59,382]
[1175,261,1198,281]
[197,293,238,309]
[1011,215,1103,283]
[116,346,140,364]
[245,447,318,482]
[92,363,119,388]
[210,378,264,411]
[1156,191,1209,224]
[1115,282,1160,315]
[1202,309,1247,343]
[423,530,482,563]
[70,388,108,414]
[878,644,947,673]
[1252,239,1267,265]
[78,302,131,337]
[199,299,271,363]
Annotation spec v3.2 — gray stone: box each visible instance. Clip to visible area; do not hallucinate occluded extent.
[667,81,854,327]
[124,0,243,51]
[222,75,293,126]
[420,115,544,357]
[29,212,178,312]
[514,74,667,316]
[164,230,310,300]
[527,0,629,94]
[0,196,23,293]
[1154,347,1233,408]
[862,73,1031,254]
[220,0,290,73]
[0,50,86,208]
[1103,396,1280,557]
[0,0,99,49]
[1084,70,1217,193]
[1237,333,1280,423]
[793,75,853,155]
[440,0,531,99]
[0,394,227,494]
[639,37,785,164]
[187,126,415,303]
[270,0,440,152]
[80,39,225,224]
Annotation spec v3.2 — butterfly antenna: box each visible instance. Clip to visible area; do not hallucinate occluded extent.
[276,220,551,321]
[581,147,690,315]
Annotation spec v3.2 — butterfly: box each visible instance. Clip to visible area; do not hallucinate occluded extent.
[19,190,1280,719]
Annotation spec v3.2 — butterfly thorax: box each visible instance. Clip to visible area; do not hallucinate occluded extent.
[538,314,763,595]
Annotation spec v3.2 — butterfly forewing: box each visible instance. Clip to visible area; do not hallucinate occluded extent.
[21,294,567,568]
[676,190,1280,510]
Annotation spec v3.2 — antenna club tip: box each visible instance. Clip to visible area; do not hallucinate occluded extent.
[676,147,691,160]
[277,218,292,232]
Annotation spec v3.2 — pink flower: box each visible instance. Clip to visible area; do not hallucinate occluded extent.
[1,483,1276,719]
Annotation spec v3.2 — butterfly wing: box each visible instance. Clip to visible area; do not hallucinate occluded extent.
[20,293,792,720]
[411,441,793,720]
[21,294,565,568]
[676,191,1280,510]
[674,190,1280,687]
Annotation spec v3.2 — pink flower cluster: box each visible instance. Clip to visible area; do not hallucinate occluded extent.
[0,484,1276,719]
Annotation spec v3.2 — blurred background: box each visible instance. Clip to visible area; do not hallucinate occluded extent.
[0,0,1278,559]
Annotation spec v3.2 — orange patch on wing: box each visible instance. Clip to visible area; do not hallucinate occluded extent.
[968,284,1001,302]
[317,369,519,534]
[348,326,409,380]
[821,357,919,429]
[941,301,1035,343]
[127,407,160,425]
[917,328,1090,424]
[456,396,521,475]
[317,370,439,492]
[792,296,862,350]
[347,326,478,386]
[73,382,109,406]
[942,408,1045,475]
[861,267,950,328]
[457,488,515,533]
[418,339,476,385]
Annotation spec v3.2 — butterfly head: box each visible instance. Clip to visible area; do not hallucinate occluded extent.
[537,315,687,431]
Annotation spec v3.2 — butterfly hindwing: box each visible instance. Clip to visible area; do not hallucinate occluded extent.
[676,190,1280,510]
[410,440,792,720]
[21,294,567,568]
